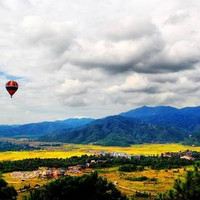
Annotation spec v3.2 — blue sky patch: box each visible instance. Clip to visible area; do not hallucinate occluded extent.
[0,71,22,80]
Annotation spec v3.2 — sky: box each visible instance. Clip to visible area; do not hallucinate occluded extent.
[0,0,200,124]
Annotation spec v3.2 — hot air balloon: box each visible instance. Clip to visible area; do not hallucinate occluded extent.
[5,80,18,98]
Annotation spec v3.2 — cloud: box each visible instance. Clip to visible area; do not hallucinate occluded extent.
[107,74,150,93]
[65,13,200,74]
[68,35,165,74]
[21,15,76,56]
[68,37,199,74]
[0,0,200,124]
[164,10,189,25]
[57,79,89,96]
[105,16,158,41]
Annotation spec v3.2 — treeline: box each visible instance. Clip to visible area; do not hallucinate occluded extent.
[90,155,194,170]
[23,172,128,200]
[119,164,144,172]
[0,154,195,173]
[38,143,61,147]
[0,155,89,173]
[0,141,41,151]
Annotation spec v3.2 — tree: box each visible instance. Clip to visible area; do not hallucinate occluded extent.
[24,172,128,200]
[0,178,17,200]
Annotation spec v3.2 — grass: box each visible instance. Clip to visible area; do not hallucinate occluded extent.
[0,143,200,161]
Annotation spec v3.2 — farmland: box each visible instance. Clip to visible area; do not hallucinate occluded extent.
[3,164,194,200]
[0,143,200,161]
[95,166,194,197]
[3,172,51,200]
[1,143,200,199]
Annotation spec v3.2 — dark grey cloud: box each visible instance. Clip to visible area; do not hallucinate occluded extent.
[69,35,166,74]
[148,74,178,83]
[70,38,199,75]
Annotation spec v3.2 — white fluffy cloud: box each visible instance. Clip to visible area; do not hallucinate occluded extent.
[0,0,200,124]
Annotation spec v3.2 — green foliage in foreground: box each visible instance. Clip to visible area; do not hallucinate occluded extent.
[0,178,17,200]
[155,166,200,200]
[135,191,151,197]
[23,172,128,200]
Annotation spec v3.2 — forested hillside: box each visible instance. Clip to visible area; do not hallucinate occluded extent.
[121,106,200,133]
[0,141,41,151]
[39,115,185,146]
[0,118,94,138]
[2,106,200,146]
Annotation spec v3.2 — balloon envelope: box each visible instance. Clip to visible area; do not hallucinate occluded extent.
[6,80,18,98]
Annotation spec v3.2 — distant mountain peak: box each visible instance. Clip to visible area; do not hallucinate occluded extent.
[120,105,178,118]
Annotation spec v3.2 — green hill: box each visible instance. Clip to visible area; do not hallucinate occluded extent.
[39,115,185,146]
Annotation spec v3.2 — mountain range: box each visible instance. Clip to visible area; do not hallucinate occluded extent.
[1,106,200,146]
[0,118,94,138]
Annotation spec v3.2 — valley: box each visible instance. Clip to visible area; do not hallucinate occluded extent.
[2,106,200,199]
[1,142,200,199]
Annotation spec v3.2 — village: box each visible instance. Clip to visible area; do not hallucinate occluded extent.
[161,149,200,160]
[9,149,200,193]
[11,150,141,193]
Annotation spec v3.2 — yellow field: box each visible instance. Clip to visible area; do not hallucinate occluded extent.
[71,143,200,155]
[95,166,194,197]
[3,173,51,200]
[0,150,92,161]
[0,143,200,161]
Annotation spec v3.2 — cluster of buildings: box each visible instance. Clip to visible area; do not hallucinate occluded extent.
[40,169,66,178]
[162,150,200,160]
[99,151,138,159]
[40,166,89,178]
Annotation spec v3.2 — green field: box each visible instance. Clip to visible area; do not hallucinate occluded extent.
[0,143,200,161]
